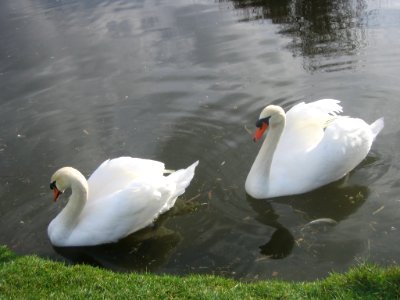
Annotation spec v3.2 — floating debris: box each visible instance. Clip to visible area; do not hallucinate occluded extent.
[244,125,253,136]
[254,256,268,262]
[369,222,377,232]
[186,193,201,203]
[301,218,338,233]
[303,218,338,227]
[372,205,384,215]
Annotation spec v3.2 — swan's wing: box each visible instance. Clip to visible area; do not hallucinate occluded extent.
[68,161,198,246]
[70,177,175,245]
[279,99,343,152]
[270,116,376,197]
[87,157,165,202]
[309,117,376,183]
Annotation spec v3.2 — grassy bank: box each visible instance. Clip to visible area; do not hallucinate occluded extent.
[0,246,399,299]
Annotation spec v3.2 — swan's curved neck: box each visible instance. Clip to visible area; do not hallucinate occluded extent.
[55,177,88,234]
[246,120,285,198]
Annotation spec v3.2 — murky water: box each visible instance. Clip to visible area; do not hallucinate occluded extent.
[1,0,399,281]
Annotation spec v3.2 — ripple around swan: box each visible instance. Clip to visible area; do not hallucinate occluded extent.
[0,0,400,281]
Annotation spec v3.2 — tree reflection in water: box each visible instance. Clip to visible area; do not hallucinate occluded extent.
[221,0,368,71]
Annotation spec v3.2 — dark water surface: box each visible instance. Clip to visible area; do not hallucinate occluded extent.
[1,0,399,281]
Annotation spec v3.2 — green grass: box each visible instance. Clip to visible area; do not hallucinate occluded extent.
[1,245,399,299]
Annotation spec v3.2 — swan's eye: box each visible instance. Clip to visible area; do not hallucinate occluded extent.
[256,117,270,128]
[50,181,57,190]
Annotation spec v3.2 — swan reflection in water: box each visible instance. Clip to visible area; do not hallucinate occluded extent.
[51,196,205,272]
[53,212,181,272]
[53,180,370,270]
[246,181,369,259]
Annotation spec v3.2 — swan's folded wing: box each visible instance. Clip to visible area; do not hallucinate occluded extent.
[269,116,374,197]
[71,177,175,245]
[279,99,343,152]
[316,117,374,174]
[87,157,165,202]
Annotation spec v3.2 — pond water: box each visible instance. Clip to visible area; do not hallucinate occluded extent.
[1,0,400,281]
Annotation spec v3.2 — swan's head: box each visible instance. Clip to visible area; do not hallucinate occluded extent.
[253,105,285,142]
[50,167,87,202]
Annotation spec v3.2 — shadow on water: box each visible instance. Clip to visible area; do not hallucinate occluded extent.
[222,0,368,72]
[52,212,181,272]
[246,179,369,259]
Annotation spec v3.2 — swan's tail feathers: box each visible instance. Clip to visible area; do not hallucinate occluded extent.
[370,117,384,140]
[167,161,199,196]
[161,161,199,214]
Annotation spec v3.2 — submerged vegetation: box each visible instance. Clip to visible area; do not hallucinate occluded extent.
[1,245,399,299]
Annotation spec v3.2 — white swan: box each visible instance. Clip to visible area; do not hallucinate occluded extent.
[245,99,384,199]
[48,157,198,247]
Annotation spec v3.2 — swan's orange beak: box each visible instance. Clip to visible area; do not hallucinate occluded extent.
[50,181,62,202]
[53,187,61,202]
[253,122,268,142]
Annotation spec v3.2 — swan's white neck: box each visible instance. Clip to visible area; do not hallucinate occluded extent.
[48,175,88,245]
[60,181,87,227]
[245,120,285,199]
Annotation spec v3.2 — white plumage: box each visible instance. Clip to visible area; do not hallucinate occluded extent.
[48,157,198,247]
[245,99,384,199]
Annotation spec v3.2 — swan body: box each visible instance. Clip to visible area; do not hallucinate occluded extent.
[245,99,384,199]
[48,157,198,247]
